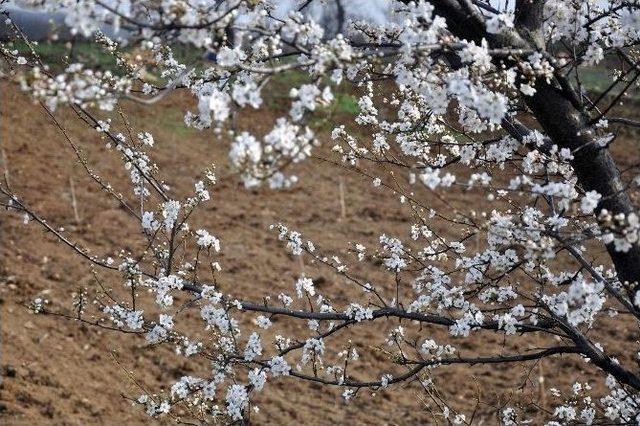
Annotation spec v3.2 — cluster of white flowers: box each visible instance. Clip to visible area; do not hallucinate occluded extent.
[22,63,130,111]
[229,119,315,188]
[581,191,602,215]
[345,303,374,322]
[225,384,248,421]
[103,305,144,330]
[162,200,181,231]
[301,338,325,365]
[151,274,184,307]
[201,304,237,334]
[295,276,316,298]
[600,211,640,253]
[195,229,221,251]
[420,339,456,359]
[141,211,160,231]
[244,332,263,361]
[543,274,606,327]
[379,234,408,271]
[268,356,291,377]
[289,84,333,121]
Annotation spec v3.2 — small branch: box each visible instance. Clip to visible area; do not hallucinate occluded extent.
[125,66,194,105]
[608,117,640,128]
[248,346,580,389]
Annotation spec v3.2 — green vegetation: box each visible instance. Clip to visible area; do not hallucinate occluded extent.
[264,70,360,130]
[332,92,359,115]
[575,66,640,104]
[7,40,119,72]
[6,40,207,75]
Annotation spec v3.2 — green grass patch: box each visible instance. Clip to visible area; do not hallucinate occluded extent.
[155,109,197,138]
[7,40,119,72]
[332,92,359,115]
[5,40,209,76]
[576,66,640,104]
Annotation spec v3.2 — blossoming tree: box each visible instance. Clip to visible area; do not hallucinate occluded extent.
[3,0,640,423]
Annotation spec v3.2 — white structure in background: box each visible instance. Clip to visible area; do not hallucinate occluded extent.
[226,0,395,52]
[0,3,131,41]
[1,0,396,42]
[274,0,393,27]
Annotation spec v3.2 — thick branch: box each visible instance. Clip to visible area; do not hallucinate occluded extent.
[235,300,558,334]
[249,345,580,389]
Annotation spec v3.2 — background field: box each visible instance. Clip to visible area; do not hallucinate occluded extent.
[2,53,640,424]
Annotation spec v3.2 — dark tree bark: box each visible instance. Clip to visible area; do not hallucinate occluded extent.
[336,0,345,35]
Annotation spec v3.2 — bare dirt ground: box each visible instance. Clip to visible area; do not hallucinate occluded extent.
[1,81,640,425]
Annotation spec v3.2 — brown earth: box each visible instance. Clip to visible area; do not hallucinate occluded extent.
[1,80,640,425]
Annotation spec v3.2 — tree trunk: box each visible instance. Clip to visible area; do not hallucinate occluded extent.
[336,0,345,36]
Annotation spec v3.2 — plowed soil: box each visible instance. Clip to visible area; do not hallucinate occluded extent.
[1,81,640,425]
